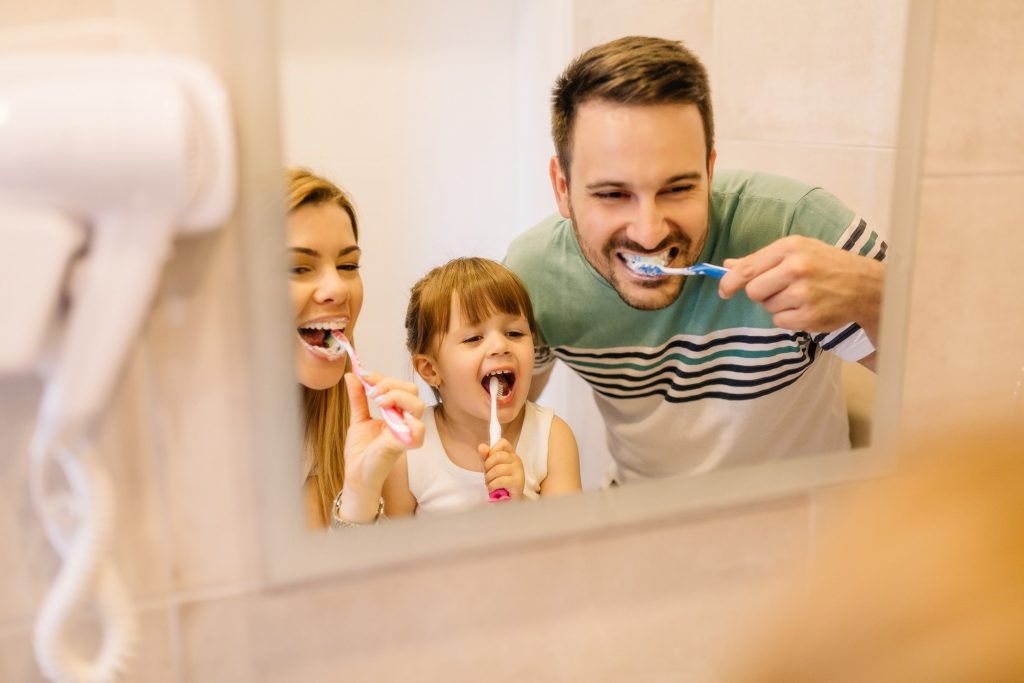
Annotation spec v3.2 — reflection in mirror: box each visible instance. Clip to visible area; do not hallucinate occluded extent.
[273,0,909,537]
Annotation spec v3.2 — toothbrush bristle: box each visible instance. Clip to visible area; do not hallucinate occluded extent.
[633,262,663,276]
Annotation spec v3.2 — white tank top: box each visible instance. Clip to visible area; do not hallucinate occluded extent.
[408,401,553,513]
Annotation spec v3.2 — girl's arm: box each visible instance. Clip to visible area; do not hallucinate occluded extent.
[382,452,418,518]
[540,415,582,496]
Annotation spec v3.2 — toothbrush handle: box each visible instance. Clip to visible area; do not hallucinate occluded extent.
[380,405,414,445]
[489,488,510,501]
[692,263,728,278]
[362,379,414,445]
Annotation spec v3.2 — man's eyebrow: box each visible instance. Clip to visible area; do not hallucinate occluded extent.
[289,245,362,257]
[584,172,704,190]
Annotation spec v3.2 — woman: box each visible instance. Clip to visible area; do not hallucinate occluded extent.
[286,167,424,528]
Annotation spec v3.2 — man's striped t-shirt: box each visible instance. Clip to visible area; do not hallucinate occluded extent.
[506,170,888,481]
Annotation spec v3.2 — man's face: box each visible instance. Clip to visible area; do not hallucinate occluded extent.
[551,100,716,310]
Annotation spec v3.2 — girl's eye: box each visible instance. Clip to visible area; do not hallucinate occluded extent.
[462,335,482,344]
[507,330,527,338]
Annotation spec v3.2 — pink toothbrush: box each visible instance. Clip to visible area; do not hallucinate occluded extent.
[335,332,414,445]
[488,376,511,501]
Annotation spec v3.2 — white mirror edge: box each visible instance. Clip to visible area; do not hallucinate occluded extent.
[250,0,937,586]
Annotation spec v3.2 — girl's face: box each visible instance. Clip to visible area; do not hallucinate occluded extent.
[287,202,363,389]
[420,294,534,426]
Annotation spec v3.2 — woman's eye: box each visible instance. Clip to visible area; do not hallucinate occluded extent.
[337,263,360,272]
[290,265,310,275]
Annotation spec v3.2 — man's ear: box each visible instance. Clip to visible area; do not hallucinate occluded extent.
[707,146,717,185]
[549,155,572,219]
[413,354,441,388]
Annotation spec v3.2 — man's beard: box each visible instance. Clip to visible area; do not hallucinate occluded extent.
[568,202,706,311]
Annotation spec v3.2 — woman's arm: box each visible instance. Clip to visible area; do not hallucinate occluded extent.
[539,415,582,496]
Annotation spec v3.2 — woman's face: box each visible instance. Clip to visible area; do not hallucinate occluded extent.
[287,202,363,389]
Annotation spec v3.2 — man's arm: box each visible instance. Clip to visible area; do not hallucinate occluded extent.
[718,235,885,370]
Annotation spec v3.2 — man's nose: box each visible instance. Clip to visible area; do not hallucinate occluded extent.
[628,197,669,250]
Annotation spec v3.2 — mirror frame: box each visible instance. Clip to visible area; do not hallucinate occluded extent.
[249,0,935,585]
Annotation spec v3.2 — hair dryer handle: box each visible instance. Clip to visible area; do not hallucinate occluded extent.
[38,212,175,433]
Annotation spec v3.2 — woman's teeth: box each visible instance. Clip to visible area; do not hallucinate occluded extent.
[297,322,348,360]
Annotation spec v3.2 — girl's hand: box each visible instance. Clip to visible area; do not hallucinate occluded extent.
[478,438,526,501]
[340,372,424,522]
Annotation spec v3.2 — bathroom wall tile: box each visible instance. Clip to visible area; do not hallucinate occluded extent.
[0,377,56,626]
[144,230,263,593]
[0,1,113,27]
[923,0,1024,176]
[715,0,907,147]
[178,498,808,681]
[0,351,172,626]
[0,606,177,683]
[901,175,1024,432]
[715,140,897,238]
[573,0,715,68]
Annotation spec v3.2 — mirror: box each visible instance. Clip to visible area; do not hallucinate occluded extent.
[258,0,923,580]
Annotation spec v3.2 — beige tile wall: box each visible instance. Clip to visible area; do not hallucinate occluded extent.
[3,1,1020,681]
[901,0,1024,433]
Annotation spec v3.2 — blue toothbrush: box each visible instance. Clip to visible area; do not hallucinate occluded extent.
[624,254,728,279]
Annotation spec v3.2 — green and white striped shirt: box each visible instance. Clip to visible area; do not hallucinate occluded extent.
[506,170,887,481]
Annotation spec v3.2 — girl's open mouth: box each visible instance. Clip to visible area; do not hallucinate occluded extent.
[481,369,516,404]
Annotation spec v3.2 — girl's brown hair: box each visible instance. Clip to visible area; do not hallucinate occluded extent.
[405,257,539,400]
[286,167,358,526]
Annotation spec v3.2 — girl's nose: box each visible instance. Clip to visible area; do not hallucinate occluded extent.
[486,331,510,355]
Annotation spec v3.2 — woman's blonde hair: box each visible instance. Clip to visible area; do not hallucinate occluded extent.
[405,257,539,402]
[286,167,359,526]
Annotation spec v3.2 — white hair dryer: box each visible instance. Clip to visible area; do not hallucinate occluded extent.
[0,53,235,682]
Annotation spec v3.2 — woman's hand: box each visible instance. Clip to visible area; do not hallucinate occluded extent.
[478,438,526,501]
[339,372,424,522]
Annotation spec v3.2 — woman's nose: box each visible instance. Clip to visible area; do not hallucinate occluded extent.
[314,268,348,304]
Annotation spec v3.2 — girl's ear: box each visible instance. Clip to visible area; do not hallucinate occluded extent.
[413,353,442,388]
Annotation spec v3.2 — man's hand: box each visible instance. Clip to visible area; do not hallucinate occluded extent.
[478,438,526,501]
[718,235,884,345]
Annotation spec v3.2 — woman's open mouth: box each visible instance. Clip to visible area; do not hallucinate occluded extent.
[297,320,348,361]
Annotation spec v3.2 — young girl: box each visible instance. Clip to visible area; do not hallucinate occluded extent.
[384,257,581,515]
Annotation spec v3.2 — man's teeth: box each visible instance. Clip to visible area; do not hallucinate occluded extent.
[627,251,672,267]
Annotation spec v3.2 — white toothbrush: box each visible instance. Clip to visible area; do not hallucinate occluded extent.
[624,254,728,279]
[334,332,414,445]
[488,377,510,501]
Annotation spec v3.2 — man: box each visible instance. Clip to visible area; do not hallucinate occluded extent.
[505,36,886,483]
